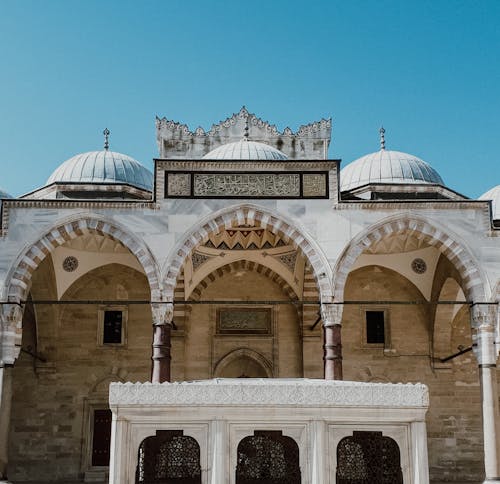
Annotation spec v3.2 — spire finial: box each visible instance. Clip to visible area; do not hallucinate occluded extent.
[103,128,110,150]
[243,117,249,141]
[379,126,386,150]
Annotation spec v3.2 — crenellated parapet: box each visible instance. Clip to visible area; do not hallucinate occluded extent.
[156,106,332,159]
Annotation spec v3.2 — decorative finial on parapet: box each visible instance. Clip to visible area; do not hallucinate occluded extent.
[103,128,110,150]
[379,126,386,150]
[243,117,250,141]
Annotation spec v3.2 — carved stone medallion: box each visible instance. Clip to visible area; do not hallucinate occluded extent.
[62,256,79,272]
[411,258,427,274]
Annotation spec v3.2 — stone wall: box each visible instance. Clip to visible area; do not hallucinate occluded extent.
[8,260,152,482]
[341,265,484,483]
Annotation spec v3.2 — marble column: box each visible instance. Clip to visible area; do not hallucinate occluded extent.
[210,419,227,484]
[310,420,326,483]
[472,305,500,484]
[151,303,174,383]
[321,304,343,380]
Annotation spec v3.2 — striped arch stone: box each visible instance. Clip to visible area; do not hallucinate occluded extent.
[189,260,299,301]
[6,217,161,303]
[333,216,487,306]
[163,205,333,302]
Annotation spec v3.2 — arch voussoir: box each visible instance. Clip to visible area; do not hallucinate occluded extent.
[5,216,161,306]
[333,215,487,307]
[162,204,333,304]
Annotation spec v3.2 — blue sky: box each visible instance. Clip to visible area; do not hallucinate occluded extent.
[0,0,498,197]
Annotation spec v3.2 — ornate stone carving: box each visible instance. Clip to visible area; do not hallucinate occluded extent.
[191,252,210,270]
[411,258,427,274]
[109,379,429,407]
[167,173,191,197]
[217,308,272,335]
[277,252,297,271]
[193,173,301,197]
[156,107,332,159]
[321,303,342,327]
[302,173,327,197]
[62,255,79,272]
[151,303,174,327]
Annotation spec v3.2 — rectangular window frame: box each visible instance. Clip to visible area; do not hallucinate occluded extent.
[361,306,391,349]
[97,305,128,347]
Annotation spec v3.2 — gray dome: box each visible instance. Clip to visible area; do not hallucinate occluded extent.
[479,185,500,220]
[340,149,444,191]
[203,140,288,160]
[0,187,11,199]
[47,150,153,191]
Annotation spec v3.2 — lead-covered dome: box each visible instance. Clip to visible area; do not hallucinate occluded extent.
[479,185,500,221]
[341,149,444,191]
[203,140,288,160]
[0,187,11,199]
[47,150,153,191]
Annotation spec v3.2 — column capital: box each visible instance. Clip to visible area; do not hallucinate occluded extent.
[320,303,342,327]
[0,304,23,365]
[472,305,498,366]
[471,305,496,332]
[151,302,174,327]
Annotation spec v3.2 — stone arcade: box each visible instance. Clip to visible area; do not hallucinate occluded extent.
[0,107,499,483]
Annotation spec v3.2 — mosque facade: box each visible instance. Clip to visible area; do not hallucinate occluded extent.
[0,107,499,483]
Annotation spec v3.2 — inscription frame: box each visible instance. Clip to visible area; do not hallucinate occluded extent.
[216,307,272,335]
[164,170,329,199]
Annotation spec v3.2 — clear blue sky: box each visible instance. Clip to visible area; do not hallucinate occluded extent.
[0,0,499,198]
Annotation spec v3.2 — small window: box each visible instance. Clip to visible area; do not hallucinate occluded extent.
[98,306,128,347]
[366,311,385,344]
[103,310,122,344]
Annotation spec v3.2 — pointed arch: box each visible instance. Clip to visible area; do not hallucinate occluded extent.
[162,204,333,302]
[213,348,273,378]
[333,215,488,310]
[189,260,298,301]
[5,215,161,305]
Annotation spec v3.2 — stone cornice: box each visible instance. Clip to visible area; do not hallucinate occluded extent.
[335,200,491,211]
[109,378,429,408]
[155,160,339,172]
[0,199,158,237]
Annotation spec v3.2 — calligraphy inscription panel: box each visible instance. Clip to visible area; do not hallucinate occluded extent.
[217,308,272,335]
[164,171,328,198]
[194,173,300,197]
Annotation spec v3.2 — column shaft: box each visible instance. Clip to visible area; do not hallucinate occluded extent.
[473,306,500,483]
[151,323,171,383]
[150,303,174,384]
[324,324,342,380]
[480,364,500,482]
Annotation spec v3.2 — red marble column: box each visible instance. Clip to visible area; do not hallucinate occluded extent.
[151,303,173,383]
[322,304,343,380]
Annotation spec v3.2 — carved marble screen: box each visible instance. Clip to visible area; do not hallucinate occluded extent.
[217,308,272,335]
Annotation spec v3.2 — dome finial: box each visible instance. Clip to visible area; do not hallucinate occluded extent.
[243,117,250,141]
[379,126,386,150]
[103,128,110,151]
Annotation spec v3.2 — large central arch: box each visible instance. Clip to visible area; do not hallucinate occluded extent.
[161,204,333,303]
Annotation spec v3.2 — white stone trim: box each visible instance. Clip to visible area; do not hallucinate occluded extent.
[109,378,429,407]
